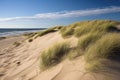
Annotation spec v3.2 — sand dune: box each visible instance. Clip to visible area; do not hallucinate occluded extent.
[0,31,120,80]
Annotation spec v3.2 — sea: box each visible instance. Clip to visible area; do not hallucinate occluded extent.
[0,28,46,37]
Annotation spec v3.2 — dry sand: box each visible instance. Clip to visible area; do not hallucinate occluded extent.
[0,36,26,51]
[0,32,120,80]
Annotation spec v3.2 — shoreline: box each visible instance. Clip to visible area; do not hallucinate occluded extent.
[0,28,46,37]
[0,30,40,37]
[0,28,45,51]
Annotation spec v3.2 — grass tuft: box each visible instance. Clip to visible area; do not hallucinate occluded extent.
[67,47,83,60]
[23,32,37,38]
[28,38,33,42]
[13,41,21,47]
[85,60,103,72]
[60,26,74,38]
[37,27,57,37]
[40,41,70,70]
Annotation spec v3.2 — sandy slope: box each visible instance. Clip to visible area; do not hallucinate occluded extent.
[0,32,120,80]
[0,32,63,80]
[0,36,26,51]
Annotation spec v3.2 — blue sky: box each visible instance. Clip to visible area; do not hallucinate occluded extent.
[0,0,120,28]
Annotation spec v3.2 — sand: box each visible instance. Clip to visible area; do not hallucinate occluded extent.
[0,36,26,51]
[0,32,120,80]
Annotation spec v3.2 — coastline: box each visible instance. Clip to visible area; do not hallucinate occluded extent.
[0,28,45,51]
[0,28,45,37]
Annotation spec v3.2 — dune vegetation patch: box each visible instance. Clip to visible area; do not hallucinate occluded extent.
[77,32,104,51]
[74,20,120,37]
[85,33,120,61]
[60,20,120,38]
[23,26,63,40]
[67,32,104,60]
[39,20,120,71]
[59,20,120,71]
[37,26,62,37]
[23,32,37,38]
[24,26,63,42]
[84,33,120,71]
[13,41,21,47]
[60,26,74,38]
[67,47,81,60]
[40,41,70,70]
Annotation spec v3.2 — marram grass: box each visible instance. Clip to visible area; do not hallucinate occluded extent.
[85,33,120,61]
[39,20,120,71]
[60,26,74,38]
[84,33,120,71]
[74,20,119,37]
[60,20,120,38]
[77,31,104,51]
[40,41,70,70]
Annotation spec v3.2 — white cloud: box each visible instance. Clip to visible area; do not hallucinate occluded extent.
[0,6,120,22]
